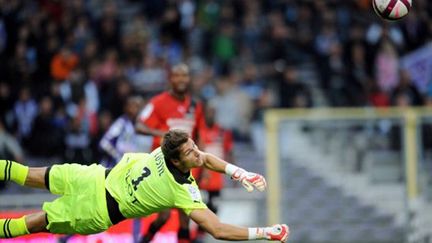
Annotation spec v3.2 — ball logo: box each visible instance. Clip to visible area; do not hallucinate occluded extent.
[373,0,411,20]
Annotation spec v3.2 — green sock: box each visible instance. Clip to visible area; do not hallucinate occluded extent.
[0,160,29,185]
[0,217,30,238]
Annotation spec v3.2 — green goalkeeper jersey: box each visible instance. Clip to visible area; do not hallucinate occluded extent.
[105,148,207,218]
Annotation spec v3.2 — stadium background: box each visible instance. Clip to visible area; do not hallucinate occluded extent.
[0,0,432,242]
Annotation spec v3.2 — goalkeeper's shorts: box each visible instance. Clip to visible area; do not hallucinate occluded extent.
[42,163,113,235]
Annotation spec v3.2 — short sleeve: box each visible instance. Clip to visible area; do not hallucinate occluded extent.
[175,184,207,215]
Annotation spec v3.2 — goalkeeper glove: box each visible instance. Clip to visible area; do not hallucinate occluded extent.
[248,224,290,242]
[225,164,267,192]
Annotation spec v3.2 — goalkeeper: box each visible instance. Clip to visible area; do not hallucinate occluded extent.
[0,129,289,242]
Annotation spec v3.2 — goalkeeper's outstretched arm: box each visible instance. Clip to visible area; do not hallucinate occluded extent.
[201,152,267,192]
[189,208,289,242]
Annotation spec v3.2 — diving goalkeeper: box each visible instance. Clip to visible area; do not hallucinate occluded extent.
[0,129,289,242]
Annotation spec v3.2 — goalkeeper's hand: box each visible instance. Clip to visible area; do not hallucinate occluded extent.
[231,168,267,192]
[249,224,290,242]
[265,224,290,242]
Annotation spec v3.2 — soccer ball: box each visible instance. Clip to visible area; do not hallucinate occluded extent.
[372,0,412,20]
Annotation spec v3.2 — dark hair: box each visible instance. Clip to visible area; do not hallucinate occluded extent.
[161,129,190,163]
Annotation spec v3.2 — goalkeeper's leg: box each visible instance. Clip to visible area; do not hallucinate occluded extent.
[0,160,48,189]
[0,211,47,238]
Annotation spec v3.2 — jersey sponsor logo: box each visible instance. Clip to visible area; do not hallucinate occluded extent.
[139,103,154,121]
[187,185,202,203]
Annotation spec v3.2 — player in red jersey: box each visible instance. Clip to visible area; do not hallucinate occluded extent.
[192,102,234,242]
[136,63,204,243]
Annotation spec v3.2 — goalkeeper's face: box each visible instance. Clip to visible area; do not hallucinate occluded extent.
[178,138,204,169]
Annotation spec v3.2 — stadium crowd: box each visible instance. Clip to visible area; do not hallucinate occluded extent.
[0,0,431,164]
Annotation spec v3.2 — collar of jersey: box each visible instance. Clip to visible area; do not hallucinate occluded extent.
[166,159,194,185]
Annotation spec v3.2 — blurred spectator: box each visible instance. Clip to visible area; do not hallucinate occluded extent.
[27,96,64,157]
[149,33,183,66]
[52,102,68,133]
[400,10,429,51]
[96,2,120,51]
[64,114,92,163]
[99,96,151,167]
[278,66,312,108]
[212,23,236,73]
[179,0,196,31]
[241,11,262,57]
[50,46,79,82]
[35,36,61,93]
[0,19,6,54]
[0,118,24,163]
[123,14,150,45]
[91,110,113,163]
[0,118,24,191]
[83,69,100,114]
[0,83,14,119]
[57,66,99,120]
[73,15,94,54]
[142,0,168,21]
[210,74,253,140]
[345,43,368,106]
[59,67,85,113]
[96,49,120,85]
[130,55,168,97]
[197,0,220,31]
[315,22,342,91]
[263,11,290,63]
[374,39,399,93]
[239,64,267,111]
[13,87,38,142]
[390,69,424,106]
[76,96,98,137]
[159,5,184,44]
[80,40,99,69]
[325,43,350,106]
[106,78,133,118]
[8,41,35,86]
[367,79,390,107]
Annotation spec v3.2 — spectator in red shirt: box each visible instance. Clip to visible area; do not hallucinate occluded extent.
[50,46,79,82]
[136,63,204,243]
